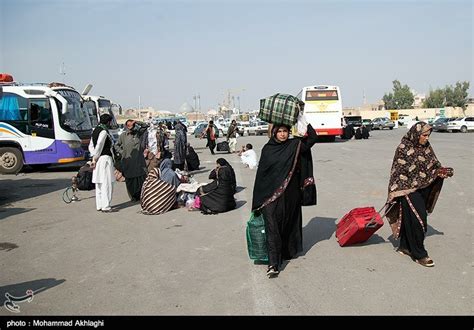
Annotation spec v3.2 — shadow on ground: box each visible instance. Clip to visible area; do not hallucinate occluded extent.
[302,216,337,255]
[0,278,66,305]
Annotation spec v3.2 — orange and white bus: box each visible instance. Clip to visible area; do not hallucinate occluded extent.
[297,85,343,141]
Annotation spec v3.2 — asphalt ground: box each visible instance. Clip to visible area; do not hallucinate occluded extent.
[0,128,472,315]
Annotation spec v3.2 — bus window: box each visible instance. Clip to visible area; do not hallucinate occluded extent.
[0,93,28,133]
[29,100,54,138]
[0,94,21,120]
[305,90,339,101]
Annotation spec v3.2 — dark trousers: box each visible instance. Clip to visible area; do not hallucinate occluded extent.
[261,176,302,268]
[125,175,146,201]
[208,140,216,154]
[399,191,428,260]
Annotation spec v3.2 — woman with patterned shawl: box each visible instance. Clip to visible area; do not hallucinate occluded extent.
[252,123,317,278]
[140,165,178,215]
[385,122,453,267]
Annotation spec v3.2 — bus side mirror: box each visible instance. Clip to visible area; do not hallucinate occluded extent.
[0,86,3,100]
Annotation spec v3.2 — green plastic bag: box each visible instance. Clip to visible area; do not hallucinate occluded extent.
[246,211,269,262]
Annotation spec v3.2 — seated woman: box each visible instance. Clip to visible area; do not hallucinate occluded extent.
[159,159,181,188]
[197,158,236,214]
[140,160,179,215]
[186,143,200,172]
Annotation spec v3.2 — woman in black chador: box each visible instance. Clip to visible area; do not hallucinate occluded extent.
[197,158,236,214]
[252,123,317,277]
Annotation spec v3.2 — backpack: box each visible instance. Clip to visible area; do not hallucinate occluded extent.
[76,164,95,191]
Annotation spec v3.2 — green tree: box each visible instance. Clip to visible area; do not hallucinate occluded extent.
[383,80,415,109]
[423,88,445,108]
[422,81,470,110]
[445,81,470,109]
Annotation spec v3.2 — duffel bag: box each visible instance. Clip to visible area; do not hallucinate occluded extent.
[216,141,229,152]
[259,93,304,126]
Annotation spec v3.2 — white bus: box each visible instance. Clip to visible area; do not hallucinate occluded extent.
[297,85,343,141]
[82,94,120,141]
[0,75,92,173]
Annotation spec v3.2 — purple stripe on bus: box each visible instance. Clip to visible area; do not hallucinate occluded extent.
[23,140,84,165]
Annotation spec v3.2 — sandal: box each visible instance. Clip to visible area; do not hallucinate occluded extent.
[415,257,435,267]
[266,265,280,278]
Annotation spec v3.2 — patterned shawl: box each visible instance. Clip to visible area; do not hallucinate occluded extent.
[385,122,443,227]
[387,122,442,202]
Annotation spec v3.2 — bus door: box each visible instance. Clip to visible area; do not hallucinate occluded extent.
[26,99,57,163]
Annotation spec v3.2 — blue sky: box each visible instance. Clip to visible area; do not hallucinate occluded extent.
[1,0,472,112]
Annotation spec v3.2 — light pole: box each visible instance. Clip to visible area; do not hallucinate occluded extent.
[59,62,66,83]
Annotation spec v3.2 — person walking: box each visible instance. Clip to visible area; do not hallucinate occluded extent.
[226,120,238,153]
[252,123,317,277]
[116,119,148,201]
[385,121,453,267]
[90,114,116,212]
[202,120,217,155]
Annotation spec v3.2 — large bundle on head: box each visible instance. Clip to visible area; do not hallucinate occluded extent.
[259,93,304,126]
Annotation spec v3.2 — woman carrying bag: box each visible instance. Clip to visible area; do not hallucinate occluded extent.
[251,123,317,277]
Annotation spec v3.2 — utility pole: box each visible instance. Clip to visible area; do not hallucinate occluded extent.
[59,62,66,83]
[138,96,141,119]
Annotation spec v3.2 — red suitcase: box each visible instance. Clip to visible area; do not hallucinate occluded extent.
[336,206,384,247]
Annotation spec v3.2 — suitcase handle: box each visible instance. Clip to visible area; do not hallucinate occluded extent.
[365,202,395,229]
[365,222,379,230]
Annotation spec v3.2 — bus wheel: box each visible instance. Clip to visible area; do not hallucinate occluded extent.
[0,147,24,174]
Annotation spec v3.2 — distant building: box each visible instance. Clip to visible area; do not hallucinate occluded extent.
[179,102,194,113]
[413,93,426,108]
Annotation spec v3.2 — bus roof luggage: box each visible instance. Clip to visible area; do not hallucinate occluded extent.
[0,73,14,83]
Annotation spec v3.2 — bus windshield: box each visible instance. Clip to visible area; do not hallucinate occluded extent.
[57,89,92,132]
[98,99,118,129]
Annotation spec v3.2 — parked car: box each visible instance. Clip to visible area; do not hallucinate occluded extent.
[193,122,224,138]
[397,114,413,126]
[247,121,269,136]
[432,117,450,132]
[344,116,362,128]
[362,119,373,131]
[447,117,474,133]
[371,117,395,130]
[187,121,206,135]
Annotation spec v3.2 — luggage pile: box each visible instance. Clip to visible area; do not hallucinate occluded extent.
[259,93,304,127]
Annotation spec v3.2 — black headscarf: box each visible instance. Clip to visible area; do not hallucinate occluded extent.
[252,124,300,210]
[99,114,112,125]
[210,158,236,193]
